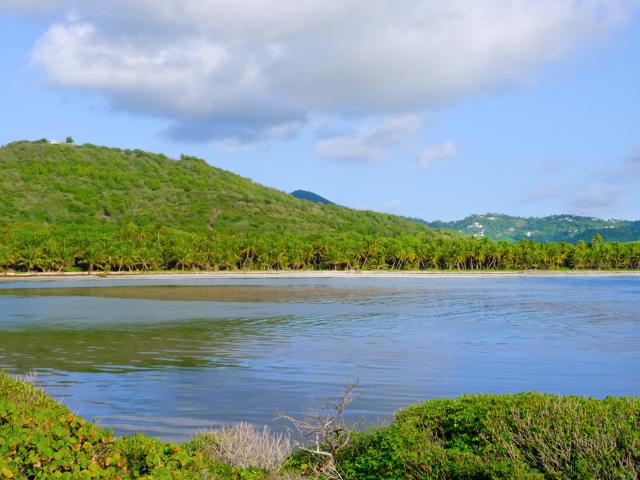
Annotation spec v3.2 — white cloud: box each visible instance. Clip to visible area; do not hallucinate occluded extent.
[1,0,74,12]
[314,115,422,163]
[9,0,638,142]
[417,141,458,168]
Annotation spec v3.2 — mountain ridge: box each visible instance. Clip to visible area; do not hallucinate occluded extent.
[426,213,640,243]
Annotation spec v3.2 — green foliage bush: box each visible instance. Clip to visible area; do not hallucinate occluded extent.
[334,393,640,479]
[1,374,639,479]
[0,373,266,479]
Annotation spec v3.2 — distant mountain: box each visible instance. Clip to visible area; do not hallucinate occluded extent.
[426,213,640,243]
[290,189,334,205]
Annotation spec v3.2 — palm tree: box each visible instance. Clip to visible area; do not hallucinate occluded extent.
[17,243,44,272]
[0,244,15,272]
[81,244,108,273]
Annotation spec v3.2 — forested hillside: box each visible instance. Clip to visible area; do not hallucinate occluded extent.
[428,213,640,243]
[1,141,638,273]
[0,140,437,237]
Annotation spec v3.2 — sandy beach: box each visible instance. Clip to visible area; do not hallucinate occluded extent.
[1,269,638,281]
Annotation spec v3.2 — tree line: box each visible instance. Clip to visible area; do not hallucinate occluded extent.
[1,226,639,273]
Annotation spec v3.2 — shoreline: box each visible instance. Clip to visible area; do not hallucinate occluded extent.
[3,372,638,479]
[1,269,639,280]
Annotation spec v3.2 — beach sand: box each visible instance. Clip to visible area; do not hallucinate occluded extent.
[1,269,638,281]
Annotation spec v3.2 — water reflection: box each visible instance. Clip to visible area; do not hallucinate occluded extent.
[0,316,298,372]
[0,285,399,303]
[0,276,638,441]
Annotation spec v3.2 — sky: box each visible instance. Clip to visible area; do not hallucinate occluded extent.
[1,1,639,221]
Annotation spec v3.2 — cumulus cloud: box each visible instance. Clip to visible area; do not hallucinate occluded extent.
[9,0,638,142]
[417,141,458,168]
[314,115,422,163]
[1,0,74,12]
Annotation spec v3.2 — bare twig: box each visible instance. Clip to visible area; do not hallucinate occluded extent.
[277,381,363,479]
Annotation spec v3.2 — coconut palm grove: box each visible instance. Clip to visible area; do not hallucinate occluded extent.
[1,141,639,274]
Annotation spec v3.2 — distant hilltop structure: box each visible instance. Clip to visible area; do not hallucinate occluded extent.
[42,136,75,145]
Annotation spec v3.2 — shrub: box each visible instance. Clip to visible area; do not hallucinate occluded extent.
[334,393,640,479]
[0,372,302,479]
[191,423,294,471]
[2,373,638,479]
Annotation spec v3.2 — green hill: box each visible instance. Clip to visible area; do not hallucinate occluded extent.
[427,213,640,243]
[2,141,638,273]
[0,140,441,238]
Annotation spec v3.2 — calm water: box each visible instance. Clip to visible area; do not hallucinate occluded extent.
[0,275,638,442]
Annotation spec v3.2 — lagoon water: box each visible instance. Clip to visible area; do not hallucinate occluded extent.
[0,275,639,442]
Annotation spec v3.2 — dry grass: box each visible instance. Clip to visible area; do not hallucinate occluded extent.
[0,371,57,418]
[194,422,295,471]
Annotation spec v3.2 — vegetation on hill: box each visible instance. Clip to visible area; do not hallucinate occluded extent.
[290,190,334,205]
[0,140,433,237]
[2,373,639,479]
[0,140,639,273]
[427,213,640,243]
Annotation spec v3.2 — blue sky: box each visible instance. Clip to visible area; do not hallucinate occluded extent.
[1,2,639,221]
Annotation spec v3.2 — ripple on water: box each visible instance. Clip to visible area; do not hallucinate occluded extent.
[0,276,638,442]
